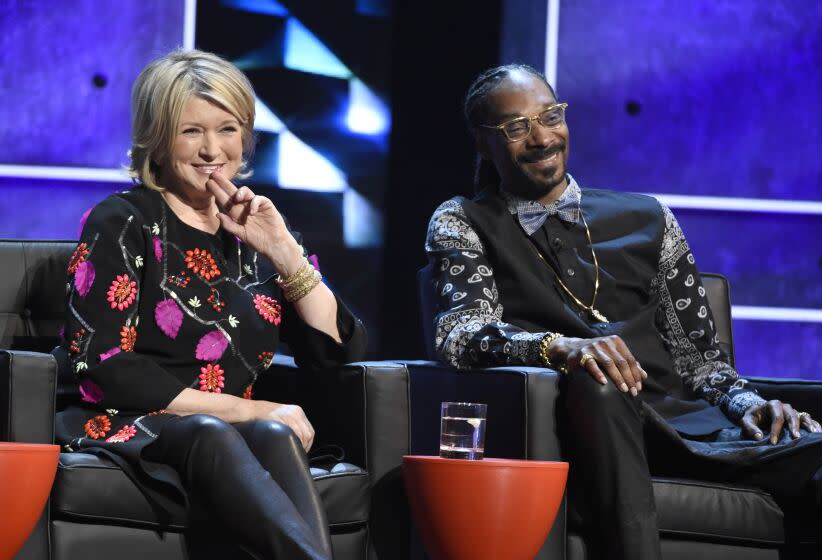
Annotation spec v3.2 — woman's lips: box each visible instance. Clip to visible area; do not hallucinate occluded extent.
[193,164,224,175]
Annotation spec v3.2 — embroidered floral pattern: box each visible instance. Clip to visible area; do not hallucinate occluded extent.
[167,270,190,288]
[120,325,137,352]
[185,248,221,280]
[208,288,226,312]
[107,274,137,310]
[258,351,274,369]
[67,243,88,274]
[148,409,166,416]
[243,385,253,400]
[84,415,111,439]
[199,363,225,393]
[75,260,96,298]
[106,425,137,443]
[153,236,163,261]
[254,294,282,325]
[69,328,86,353]
[79,377,105,404]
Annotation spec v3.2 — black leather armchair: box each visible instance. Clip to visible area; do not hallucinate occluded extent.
[0,239,412,560]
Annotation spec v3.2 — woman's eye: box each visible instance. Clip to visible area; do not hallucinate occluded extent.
[182,128,200,135]
[221,126,238,133]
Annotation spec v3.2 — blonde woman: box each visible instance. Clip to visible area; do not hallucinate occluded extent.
[57,49,366,559]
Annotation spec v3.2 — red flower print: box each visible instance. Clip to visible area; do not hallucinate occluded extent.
[243,385,253,400]
[254,294,282,325]
[67,243,88,274]
[84,415,111,439]
[148,409,167,416]
[107,274,137,310]
[257,351,274,370]
[184,248,221,280]
[199,363,225,393]
[120,325,137,352]
[106,425,137,443]
[69,328,86,353]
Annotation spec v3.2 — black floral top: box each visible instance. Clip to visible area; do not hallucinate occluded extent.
[57,186,366,462]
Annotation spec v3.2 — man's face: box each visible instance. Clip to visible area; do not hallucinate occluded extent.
[477,71,569,201]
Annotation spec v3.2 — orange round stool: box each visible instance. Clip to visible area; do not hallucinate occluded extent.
[0,442,60,559]
[403,456,568,560]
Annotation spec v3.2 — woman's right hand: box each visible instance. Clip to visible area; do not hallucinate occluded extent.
[251,400,315,451]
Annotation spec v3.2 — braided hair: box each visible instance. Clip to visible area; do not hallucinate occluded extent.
[463,64,557,194]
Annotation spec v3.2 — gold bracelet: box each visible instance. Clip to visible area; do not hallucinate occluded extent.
[276,257,313,290]
[284,268,322,302]
[539,332,567,374]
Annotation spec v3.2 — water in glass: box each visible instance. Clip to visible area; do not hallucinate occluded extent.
[439,415,486,460]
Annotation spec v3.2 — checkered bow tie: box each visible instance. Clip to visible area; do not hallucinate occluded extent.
[515,196,580,236]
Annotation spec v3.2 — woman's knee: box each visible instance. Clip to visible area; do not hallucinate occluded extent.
[238,419,301,448]
[176,414,239,446]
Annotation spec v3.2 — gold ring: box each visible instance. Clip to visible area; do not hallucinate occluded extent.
[579,353,595,367]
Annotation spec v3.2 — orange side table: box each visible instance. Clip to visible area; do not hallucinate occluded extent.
[0,442,60,560]
[403,456,568,560]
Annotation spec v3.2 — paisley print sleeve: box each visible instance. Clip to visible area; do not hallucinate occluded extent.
[425,198,553,369]
[651,203,765,422]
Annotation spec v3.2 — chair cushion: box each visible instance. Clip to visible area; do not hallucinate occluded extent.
[653,477,784,544]
[52,451,369,531]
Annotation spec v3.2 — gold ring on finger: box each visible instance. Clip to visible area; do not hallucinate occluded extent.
[579,353,595,367]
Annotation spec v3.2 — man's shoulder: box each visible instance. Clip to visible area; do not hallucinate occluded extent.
[582,187,663,211]
[426,196,486,253]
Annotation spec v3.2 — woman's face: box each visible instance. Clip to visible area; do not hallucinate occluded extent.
[160,95,244,197]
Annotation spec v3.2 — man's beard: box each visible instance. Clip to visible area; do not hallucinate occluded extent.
[503,147,567,200]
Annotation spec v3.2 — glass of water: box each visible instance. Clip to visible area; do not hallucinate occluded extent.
[439,402,487,460]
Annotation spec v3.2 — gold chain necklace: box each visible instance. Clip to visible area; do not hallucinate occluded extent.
[526,211,608,323]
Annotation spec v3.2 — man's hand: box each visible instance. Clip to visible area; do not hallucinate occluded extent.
[741,400,822,444]
[549,335,648,396]
[252,401,315,451]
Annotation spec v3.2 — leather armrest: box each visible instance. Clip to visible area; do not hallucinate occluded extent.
[398,361,563,460]
[254,356,411,482]
[0,349,58,443]
[747,377,822,419]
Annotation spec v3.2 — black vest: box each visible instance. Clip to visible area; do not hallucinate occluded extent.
[460,188,721,423]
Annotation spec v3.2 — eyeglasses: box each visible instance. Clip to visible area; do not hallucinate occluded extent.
[479,103,568,142]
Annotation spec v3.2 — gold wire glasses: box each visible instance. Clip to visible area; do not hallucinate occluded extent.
[480,103,568,142]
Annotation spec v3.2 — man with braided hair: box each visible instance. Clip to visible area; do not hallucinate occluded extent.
[424,63,822,559]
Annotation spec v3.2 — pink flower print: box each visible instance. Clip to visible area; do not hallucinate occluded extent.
[309,254,320,273]
[107,274,137,310]
[77,208,92,237]
[199,363,225,393]
[75,260,95,298]
[99,347,121,362]
[153,236,163,262]
[254,294,282,325]
[155,299,183,339]
[79,377,105,404]
[195,330,228,362]
[106,425,137,443]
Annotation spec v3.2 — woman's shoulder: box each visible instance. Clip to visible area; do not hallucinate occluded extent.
[85,186,160,227]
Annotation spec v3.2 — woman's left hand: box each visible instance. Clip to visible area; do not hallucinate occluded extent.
[206,171,303,275]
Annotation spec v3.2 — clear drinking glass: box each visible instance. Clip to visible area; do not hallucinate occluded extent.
[439,402,487,460]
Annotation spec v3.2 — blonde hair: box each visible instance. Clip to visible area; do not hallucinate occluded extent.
[128,49,256,191]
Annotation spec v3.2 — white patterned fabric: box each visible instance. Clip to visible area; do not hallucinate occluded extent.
[425,198,551,369]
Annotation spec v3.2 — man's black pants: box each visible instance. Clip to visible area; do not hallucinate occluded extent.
[561,372,822,560]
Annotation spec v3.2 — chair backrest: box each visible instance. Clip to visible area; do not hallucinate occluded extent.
[417,263,438,360]
[0,239,75,352]
[699,272,735,367]
[417,264,735,367]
